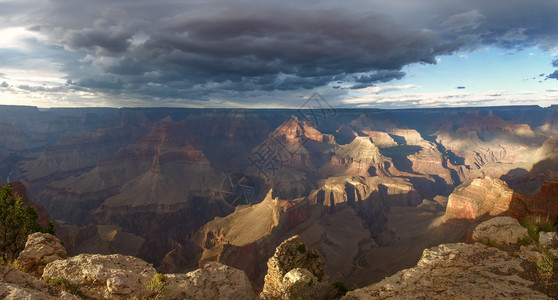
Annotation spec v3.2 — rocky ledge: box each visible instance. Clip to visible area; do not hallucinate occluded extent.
[1,233,255,299]
[344,216,558,299]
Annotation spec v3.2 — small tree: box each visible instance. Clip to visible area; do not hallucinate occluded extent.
[0,184,55,262]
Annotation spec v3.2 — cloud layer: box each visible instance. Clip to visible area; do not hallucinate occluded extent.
[1,0,557,107]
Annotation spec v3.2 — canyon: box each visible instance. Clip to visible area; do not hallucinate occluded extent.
[0,105,557,295]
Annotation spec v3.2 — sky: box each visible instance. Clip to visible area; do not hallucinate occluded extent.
[0,0,557,109]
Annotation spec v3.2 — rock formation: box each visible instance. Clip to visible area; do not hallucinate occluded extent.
[260,235,326,299]
[445,177,558,222]
[309,176,421,226]
[361,130,397,148]
[344,215,558,299]
[323,137,395,177]
[17,233,67,275]
[41,253,157,299]
[195,190,317,285]
[41,255,256,300]
[510,181,558,220]
[388,129,424,146]
[164,262,255,299]
[433,110,542,181]
[260,115,335,173]
[3,232,255,300]
[335,124,358,144]
[471,216,528,245]
[445,177,514,221]
[343,242,551,299]
[0,265,67,300]
[15,124,143,196]
[349,114,397,133]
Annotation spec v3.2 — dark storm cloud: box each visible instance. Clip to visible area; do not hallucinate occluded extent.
[456,86,466,89]
[553,59,558,68]
[124,7,450,93]
[3,0,558,105]
[64,28,132,54]
[353,71,406,87]
[7,1,462,100]
[548,71,558,80]
[75,76,124,90]
[364,72,406,82]
[1,82,8,88]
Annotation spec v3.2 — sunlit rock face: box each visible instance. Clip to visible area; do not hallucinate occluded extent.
[445,176,558,223]
[433,110,541,181]
[17,233,67,275]
[361,130,397,148]
[445,177,514,221]
[323,137,396,177]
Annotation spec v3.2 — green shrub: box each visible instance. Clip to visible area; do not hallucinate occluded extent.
[517,236,534,246]
[0,184,55,261]
[47,276,85,298]
[536,251,555,277]
[331,280,348,297]
[520,215,556,241]
[480,238,500,248]
[0,258,28,272]
[297,242,306,253]
[306,278,313,286]
[147,273,167,299]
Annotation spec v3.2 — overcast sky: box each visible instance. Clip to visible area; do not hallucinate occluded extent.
[0,0,557,108]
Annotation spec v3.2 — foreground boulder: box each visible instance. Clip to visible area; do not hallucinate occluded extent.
[280,268,324,300]
[41,253,156,299]
[17,233,67,275]
[0,265,57,300]
[260,235,327,299]
[472,216,529,245]
[343,243,550,299]
[540,231,558,249]
[165,261,255,299]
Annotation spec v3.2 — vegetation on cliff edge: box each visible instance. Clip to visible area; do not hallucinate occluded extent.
[0,184,55,262]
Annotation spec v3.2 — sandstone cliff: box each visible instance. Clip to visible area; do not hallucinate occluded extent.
[445,177,514,221]
[322,137,396,177]
[445,177,558,222]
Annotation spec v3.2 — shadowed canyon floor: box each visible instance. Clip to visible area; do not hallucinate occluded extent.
[350,201,469,287]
